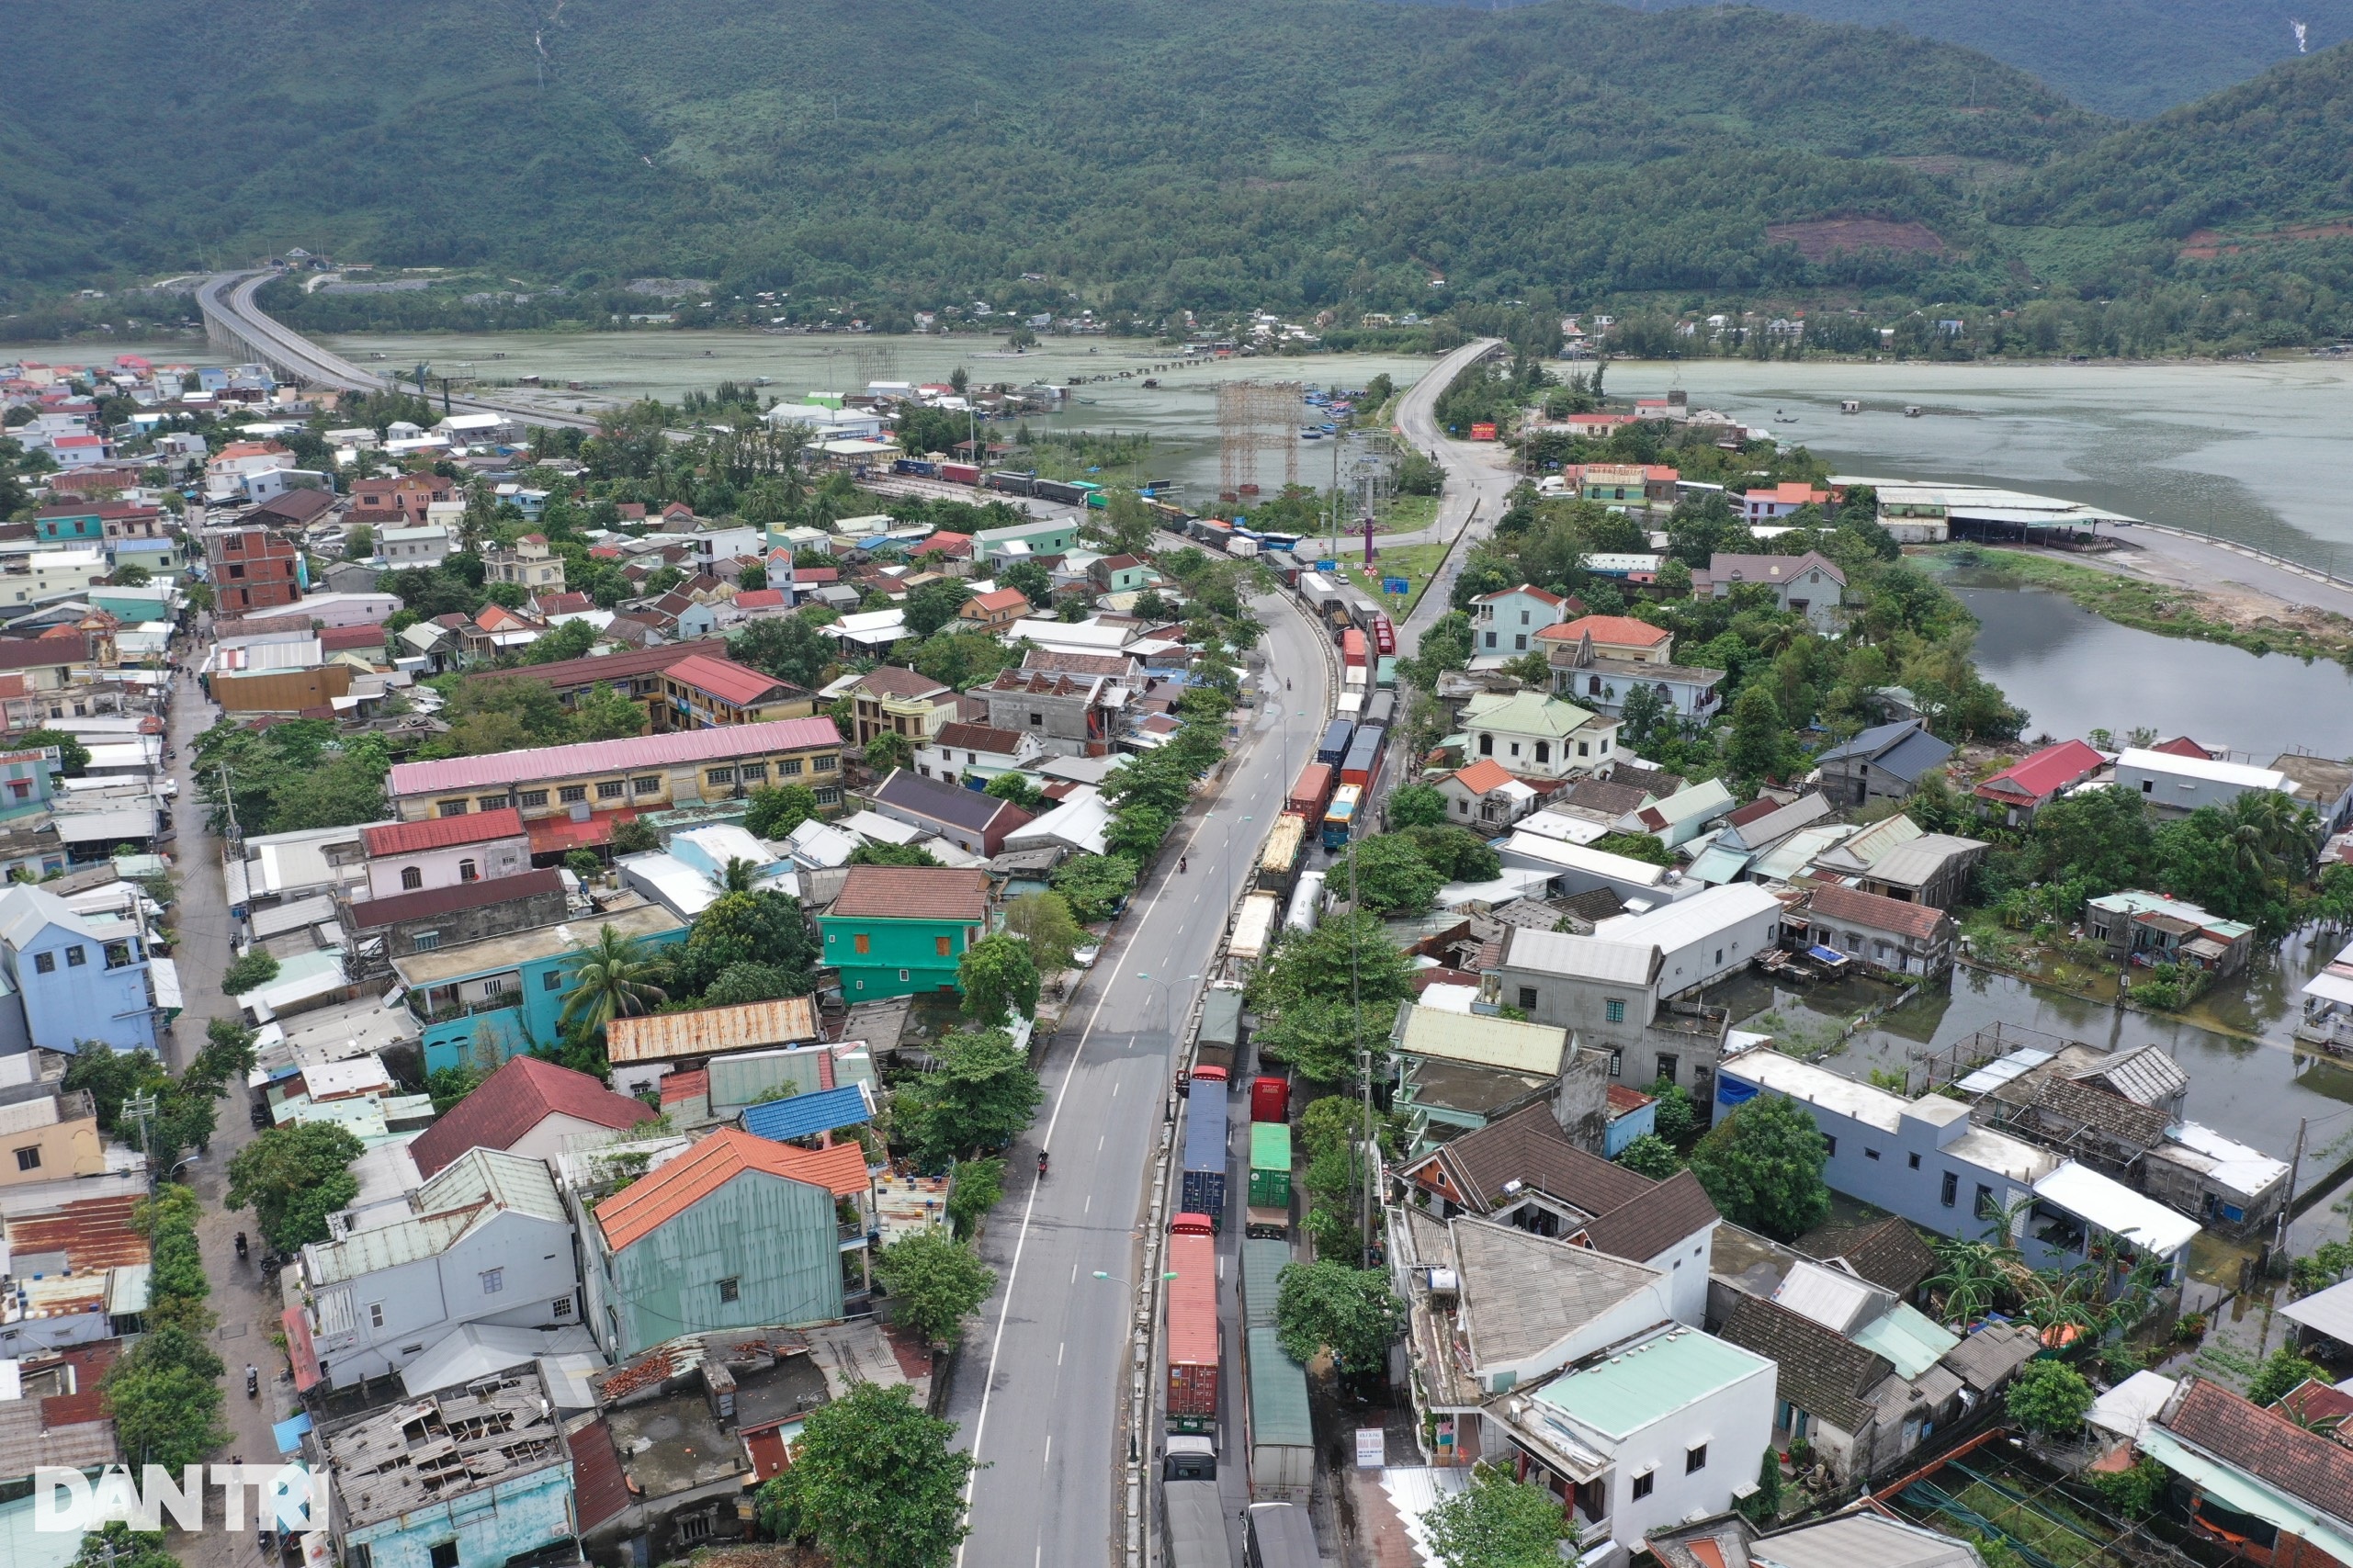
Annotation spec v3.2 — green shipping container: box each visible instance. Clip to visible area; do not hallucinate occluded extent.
[1241,1238,1290,1330]
[1249,1122,1292,1210]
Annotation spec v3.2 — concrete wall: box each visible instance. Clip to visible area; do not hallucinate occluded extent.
[1552,1045,1612,1155]
[344,1461,577,1568]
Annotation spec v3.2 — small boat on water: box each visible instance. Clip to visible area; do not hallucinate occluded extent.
[1142,378,1159,388]
[1905,404,1923,418]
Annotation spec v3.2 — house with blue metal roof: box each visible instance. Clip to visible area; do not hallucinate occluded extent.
[741,1082,876,1145]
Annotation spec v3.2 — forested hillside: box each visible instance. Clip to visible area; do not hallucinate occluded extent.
[1608,0,2353,118]
[0,0,2095,310]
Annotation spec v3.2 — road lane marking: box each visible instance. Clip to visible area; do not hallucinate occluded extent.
[1043,1434,1052,1470]
[1058,1341,1065,1366]
[954,616,1324,1567]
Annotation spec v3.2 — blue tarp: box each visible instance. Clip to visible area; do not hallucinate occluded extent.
[742,1083,874,1144]
[273,1412,314,1455]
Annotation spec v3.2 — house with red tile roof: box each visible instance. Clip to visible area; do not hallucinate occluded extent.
[1974,739,2109,826]
[1795,882,1955,978]
[361,807,532,898]
[958,586,1032,632]
[406,1055,656,1179]
[656,652,814,729]
[1740,481,1833,523]
[1438,756,1543,830]
[2144,1374,2353,1566]
[581,1127,845,1355]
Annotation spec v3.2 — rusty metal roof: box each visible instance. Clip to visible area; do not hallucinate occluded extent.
[605,995,820,1065]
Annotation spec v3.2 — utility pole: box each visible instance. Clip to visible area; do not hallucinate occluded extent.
[2279,1116,2311,1253]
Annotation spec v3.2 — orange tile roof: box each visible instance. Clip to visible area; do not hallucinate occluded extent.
[594,1128,832,1252]
[966,588,1031,615]
[1450,758,1517,795]
[1542,615,1672,648]
[761,1139,874,1197]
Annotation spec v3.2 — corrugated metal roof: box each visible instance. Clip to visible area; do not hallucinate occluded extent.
[663,652,798,707]
[594,1126,835,1251]
[1499,928,1659,986]
[741,1083,875,1145]
[361,808,527,857]
[1392,1004,1568,1076]
[1241,1239,1288,1330]
[389,715,841,795]
[1245,1326,1313,1444]
[606,995,820,1065]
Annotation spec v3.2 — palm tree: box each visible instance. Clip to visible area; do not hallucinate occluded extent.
[720,856,758,894]
[557,925,670,1037]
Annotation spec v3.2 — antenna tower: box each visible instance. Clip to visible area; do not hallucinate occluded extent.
[1216,380,1302,502]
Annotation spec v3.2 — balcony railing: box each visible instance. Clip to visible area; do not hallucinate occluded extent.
[413,990,523,1026]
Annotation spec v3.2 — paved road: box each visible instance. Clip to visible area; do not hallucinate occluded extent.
[1388,339,1514,657]
[948,591,1333,1568]
[2077,524,2353,621]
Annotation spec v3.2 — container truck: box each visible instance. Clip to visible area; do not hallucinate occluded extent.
[1314,718,1354,768]
[1321,785,1360,851]
[1248,1122,1292,1212]
[1284,762,1334,822]
[1246,1502,1320,1566]
[1244,1328,1315,1500]
[1363,690,1397,731]
[1163,1434,1217,1483]
[1374,655,1397,691]
[1228,536,1261,558]
[1251,1076,1290,1124]
[1334,691,1363,718]
[1240,1238,1288,1330]
[1341,627,1368,669]
[1194,987,1245,1075]
[1163,1479,1234,1568]
[1165,1215,1220,1429]
[1372,614,1397,656]
[1283,870,1324,932]
[1179,1081,1229,1227]
[1227,892,1283,970]
[1340,725,1386,788]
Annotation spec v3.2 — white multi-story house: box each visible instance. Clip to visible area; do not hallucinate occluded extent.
[1461,691,1622,782]
[286,1147,581,1392]
[1469,583,1572,662]
[358,808,533,898]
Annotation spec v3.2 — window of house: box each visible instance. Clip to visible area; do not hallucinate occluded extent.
[347,1546,374,1568]
[1865,1148,1881,1161]
[1031,712,1045,727]
[401,865,424,890]
[854,933,872,955]
[1484,632,1498,649]
[1514,635,1528,651]
[1655,1053,1677,1081]
[596,780,625,799]
[33,952,53,975]
[458,859,479,883]
[65,946,85,967]
[369,1303,385,1329]
[543,971,562,991]
[412,931,441,953]
[708,768,736,785]
[740,761,770,782]
[936,936,952,957]
[1632,1472,1655,1501]
[1577,740,1589,758]
[480,1269,504,1295]
[1604,998,1625,1024]
[429,1543,459,1568]
[1909,1153,1922,1169]
[677,1515,713,1544]
[1941,1171,1958,1206]
[718,1278,741,1303]
[104,942,132,969]
[1607,1048,1623,1078]
[1535,741,1551,764]
[16,1146,40,1171]
[553,1296,573,1316]
[899,968,911,982]
[815,786,841,807]
[477,795,505,811]
[632,775,661,795]
[1517,986,1537,1010]
[1686,1444,1707,1473]
[438,798,469,818]
[519,789,549,808]
[1976,1184,1995,1220]
[560,784,587,805]
[1477,735,1493,756]
[813,755,837,773]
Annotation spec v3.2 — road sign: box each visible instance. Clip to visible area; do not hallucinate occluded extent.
[1316,559,1339,573]
[1382,576,1409,595]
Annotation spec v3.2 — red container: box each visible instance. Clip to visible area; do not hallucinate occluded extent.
[940,461,980,485]
[1372,615,1397,656]
[1190,1065,1228,1087]
[1165,1224,1220,1430]
[1284,762,1334,821]
[1251,1077,1289,1125]
[1341,628,1368,669]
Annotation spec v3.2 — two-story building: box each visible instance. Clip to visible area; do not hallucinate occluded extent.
[379,523,453,570]
[1469,584,1574,660]
[916,720,1047,784]
[393,901,688,1073]
[349,471,456,525]
[1460,690,1623,781]
[656,653,815,731]
[360,809,534,898]
[1436,757,1543,832]
[1810,719,1955,810]
[818,864,992,1000]
[1739,482,1832,524]
[1541,618,1725,722]
[288,1148,581,1392]
[976,667,1120,758]
[958,587,1031,633]
[202,525,305,614]
[848,666,956,747]
[1795,883,1957,978]
[385,718,846,841]
[0,1085,106,1186]
[579,1127,846,1358]
[0,885,154,1053]
[1592,883,1787,999]
[1692,552,1845,634]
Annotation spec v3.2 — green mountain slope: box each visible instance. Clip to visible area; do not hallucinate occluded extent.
[1601,0,2353,118]
[1992,41,2353,235]
[0,0,2099,308]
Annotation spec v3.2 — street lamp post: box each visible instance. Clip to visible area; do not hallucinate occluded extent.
[1225,813,1254,909]
[1133,972,1200,1042]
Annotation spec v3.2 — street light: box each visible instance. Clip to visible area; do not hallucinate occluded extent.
[1133,972,1200,1040]
[1225,813,1254,908]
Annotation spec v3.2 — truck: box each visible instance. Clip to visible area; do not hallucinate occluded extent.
[1165,1215,1220,1429]
[1179,1073,1229,1225]
[1251,1076,1290,1124]
[1248,1122,1292,1210]
[1283,870,1324,932]
[1372,614,1397,656]
[1246,1503,1320,1567]
[1339,724,1386,789]
[1321,784,1360,851]
[1244,1203,1290,1241]
[1374,655,1397,691]
[1363,689,1397,730]
[1284,761,1334,822]
[1314,718,1354,769]
[1256,814,1305,897]
[1261,550,1302,588]
[1227,892,1283,970]
[1163,1434,1217,1483]
[1194,986,1245,1075]
[1244,1327,1315,1501]
[1341,627,1368,669]
[1228,536,1261,558]
[892,457,938,478]
[1240,1238,1288,1330]
[1163,1479,1235,1568]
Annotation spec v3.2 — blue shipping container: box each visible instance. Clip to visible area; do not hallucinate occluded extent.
[1180,1080,1230,1225]
[1315,719,1355,768]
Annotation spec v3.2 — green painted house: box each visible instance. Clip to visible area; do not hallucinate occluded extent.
[582,1127,846,1357]
[818,864,993,1000]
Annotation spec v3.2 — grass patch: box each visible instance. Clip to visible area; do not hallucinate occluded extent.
[1374,492,1442,537]
[1940,1479,2108,1568]
[1927,544,2353,663]
[1341,540,1449,620]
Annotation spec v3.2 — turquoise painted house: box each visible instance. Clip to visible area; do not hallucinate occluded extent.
[817,864,992,1000]
[582,1127,847,1357]
[0,746,61,823]
[395,904,687,1075]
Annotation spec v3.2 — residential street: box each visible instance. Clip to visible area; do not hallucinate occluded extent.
[947,590,1333,1568]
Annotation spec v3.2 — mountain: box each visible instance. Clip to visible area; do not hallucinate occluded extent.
[0,0,2099,309]
[1992,41,2353,238]
[1455,0,2353,119]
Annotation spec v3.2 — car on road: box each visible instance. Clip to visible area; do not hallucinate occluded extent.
[1072,944,1101,969]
